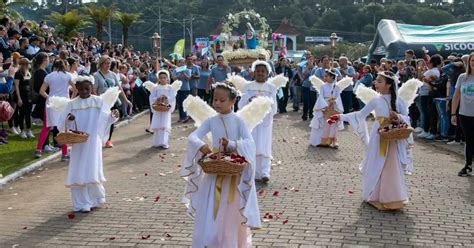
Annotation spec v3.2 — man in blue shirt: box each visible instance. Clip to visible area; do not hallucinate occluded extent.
[300,55,315,120]
[338,56,355,113]
[186,54,200,96]
[172,58,192,122]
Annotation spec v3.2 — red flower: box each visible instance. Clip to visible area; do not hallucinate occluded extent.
[330,115,339,121]
[272,191,279,196]
[282,219,289,224]
[267,214,273,219]
[258,190,265,196]
[67,213,75,219]
[155,195,160,202]
[141,234,151,240]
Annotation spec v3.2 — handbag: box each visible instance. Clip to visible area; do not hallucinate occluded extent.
[0,100,14,121]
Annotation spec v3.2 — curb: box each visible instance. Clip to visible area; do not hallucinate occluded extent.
[0,110,150,187]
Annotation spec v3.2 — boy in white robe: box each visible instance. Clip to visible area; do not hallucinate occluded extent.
[238,61,277,183]
[181,83,261,248]
[58,76,118,213]
[309,69,344,148]
[149,70,177,148]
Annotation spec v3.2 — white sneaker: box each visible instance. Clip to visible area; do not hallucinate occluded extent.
[19,131,27,139]
[414,127,423,133]
[424,133,435,140]
[43,145,59,153]
[26,130,35,138]
[417,131,429,138]
[447,140,461,145]
[10,127,20,135]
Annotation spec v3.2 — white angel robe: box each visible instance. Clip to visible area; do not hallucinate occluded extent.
[340,95,413,210]
[181,112,261,248]
[238,81,278,179]
[149,85,177,148]
[59,96,117,211]
[309,81,344,146]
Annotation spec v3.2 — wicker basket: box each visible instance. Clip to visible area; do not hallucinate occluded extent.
[55,120,89,145]
[379,127,414,141]
[199,153,247,176]
[152,103,171,112]
[323,101,340,119]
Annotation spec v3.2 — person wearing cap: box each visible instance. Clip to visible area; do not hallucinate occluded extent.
[0,25,12,60]
[27,36,41,57]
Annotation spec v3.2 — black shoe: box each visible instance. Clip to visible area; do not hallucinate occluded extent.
[301,116,307,121]
[261,177,270,183]
[458,166,472,177]
[309,115,314,119]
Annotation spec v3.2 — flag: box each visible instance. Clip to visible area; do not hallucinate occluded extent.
[173,39,185,57]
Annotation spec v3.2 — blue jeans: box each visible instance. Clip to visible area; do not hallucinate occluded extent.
[415,96,425,130]
[176,90,190,120]
[301,86,311,118]
[434,98,450,137]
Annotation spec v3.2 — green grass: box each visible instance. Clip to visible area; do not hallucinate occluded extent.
[0,124,44,177]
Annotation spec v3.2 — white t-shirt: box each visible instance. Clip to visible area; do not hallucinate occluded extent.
[455,73,474,117]
[420,68,440,96]
[44,71,72,98]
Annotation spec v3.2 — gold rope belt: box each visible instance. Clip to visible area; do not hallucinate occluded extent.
[376,117,391,157]
[211,147,237,220]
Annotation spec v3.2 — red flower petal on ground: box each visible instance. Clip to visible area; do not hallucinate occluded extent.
[283,187,288,190]
[155,196,160,202]
[109,237,116,240]
[294,189,299,192]
[282,138,287,142]
[144,173,148,176]
[141,234,151,240]
[282,219,289,224]
[267,214,273,219]
[272,191,280,196]
[165,233,172,238]
[258,190,265,196]
[22,226,27,229]
[348,190,354,194]
[67,213,75,219]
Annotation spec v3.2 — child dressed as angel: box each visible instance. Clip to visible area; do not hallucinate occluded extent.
[238,60,278,183]
[332,71,418,211]
[309,69,346,148]
[148,70,180,149]
[181,83,261,247]
[56,76,119,213]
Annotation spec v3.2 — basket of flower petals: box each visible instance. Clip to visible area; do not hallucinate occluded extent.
[55,120,89,145]
[152,95,171,112]
[378,122,414,141]
[199,152,248,176]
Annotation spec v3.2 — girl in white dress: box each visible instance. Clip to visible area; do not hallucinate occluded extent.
[149,70,177,148]
[58,76,119,212]
[238,60,277,183]
[334,71,413,210]
[182,83,261,248]
[309,69,344,148]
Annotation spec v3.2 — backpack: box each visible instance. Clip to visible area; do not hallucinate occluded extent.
[0,100,14,121]
[430,73,448,98]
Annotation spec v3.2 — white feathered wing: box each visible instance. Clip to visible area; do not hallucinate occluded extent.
[227,73,248,93]
[355,85,379,104]
[183,95,217,127]
[398,78,423,107]
[236,96,272,131]
[336,77,353,91]
[309,75,324,93]
[171,80,182,97]
[47,86,120,113]
[100,86,120,108]
[268,74,288,89]
[143,81,157,92]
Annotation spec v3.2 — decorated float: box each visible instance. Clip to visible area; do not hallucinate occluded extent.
[217,9,271,66]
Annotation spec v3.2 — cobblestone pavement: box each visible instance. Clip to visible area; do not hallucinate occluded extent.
[0,111,472,247]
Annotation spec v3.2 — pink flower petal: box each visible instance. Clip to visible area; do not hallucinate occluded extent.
[155,196,160,202]
[282,219,289,224]
[141,234,151,240]
[258,190,265,196]
[272,191,279,196]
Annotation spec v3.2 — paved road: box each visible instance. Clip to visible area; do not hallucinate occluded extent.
[0,111,472,247]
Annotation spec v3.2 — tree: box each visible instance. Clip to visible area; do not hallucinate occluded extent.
[114,11,142,47]
[82,3,116,41]
[47,10,90,39]
[0,0,37,20]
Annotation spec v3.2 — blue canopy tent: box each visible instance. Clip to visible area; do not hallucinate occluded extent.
[367,19,474,62]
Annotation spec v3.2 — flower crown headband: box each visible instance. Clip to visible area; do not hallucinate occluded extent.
[378,71,400,89]
[157,69,170,79]
[74,75,95,85]
[251,60,272,75]
[212,81,239,96]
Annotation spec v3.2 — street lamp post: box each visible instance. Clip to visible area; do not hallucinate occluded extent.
[329,32,338,60]
[151,32,161,58]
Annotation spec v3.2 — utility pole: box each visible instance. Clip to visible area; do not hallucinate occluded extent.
[190,16,193,54]
[108,16,112,43]
[183,19,186,50]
